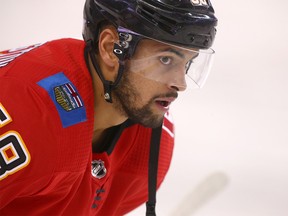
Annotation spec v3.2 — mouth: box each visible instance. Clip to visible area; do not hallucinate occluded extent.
[155,97,176,110]
[156,100,170,108]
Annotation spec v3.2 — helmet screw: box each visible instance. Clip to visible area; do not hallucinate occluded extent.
[104,93,110,100]
[190,35,195,42]
[203,38,209,46]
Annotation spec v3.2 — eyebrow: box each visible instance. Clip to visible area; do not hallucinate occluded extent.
[160,48,185,59]
[160,47,199,61]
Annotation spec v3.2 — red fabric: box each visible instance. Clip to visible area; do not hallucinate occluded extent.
[0,39,174,215]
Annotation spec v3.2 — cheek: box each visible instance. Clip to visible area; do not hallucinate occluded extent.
[128,57,163,83]
[131,73,160,102]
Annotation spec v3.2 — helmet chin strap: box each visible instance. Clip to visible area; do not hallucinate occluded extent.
[87,40,125,103]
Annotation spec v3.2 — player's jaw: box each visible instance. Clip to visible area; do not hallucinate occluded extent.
[112,74,177,128]
[132,92,178,128]
[114,92,176,128]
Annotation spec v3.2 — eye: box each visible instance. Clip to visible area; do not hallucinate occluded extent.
[159,56,172,65]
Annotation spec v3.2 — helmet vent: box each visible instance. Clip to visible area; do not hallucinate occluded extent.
[137,5,178,34]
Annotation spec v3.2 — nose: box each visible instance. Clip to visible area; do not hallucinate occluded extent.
[168,71,187,92]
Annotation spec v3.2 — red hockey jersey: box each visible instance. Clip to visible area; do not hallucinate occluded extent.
[0,39,175,215]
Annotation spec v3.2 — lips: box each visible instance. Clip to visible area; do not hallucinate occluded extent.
[157,100,170,107]
[155,97,176,109]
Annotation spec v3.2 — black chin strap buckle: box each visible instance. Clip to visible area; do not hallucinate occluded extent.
[103,80,113,103]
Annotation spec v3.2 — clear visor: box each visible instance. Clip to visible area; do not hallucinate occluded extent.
[116,27,215,90]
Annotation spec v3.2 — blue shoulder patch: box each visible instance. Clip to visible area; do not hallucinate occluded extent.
[37,72,87,128]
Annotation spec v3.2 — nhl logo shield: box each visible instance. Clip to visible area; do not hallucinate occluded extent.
[91,160,107,179]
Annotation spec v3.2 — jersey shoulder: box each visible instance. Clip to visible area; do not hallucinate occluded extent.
[0,39,94,184]
[0,38,93,128]
[0,38,87,83]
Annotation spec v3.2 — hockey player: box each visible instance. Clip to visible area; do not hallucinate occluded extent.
[0,0,217,215]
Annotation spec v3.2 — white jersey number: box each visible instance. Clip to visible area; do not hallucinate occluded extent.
[0,103,30,181]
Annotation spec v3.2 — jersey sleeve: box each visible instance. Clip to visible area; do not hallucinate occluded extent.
[0,77,60,208]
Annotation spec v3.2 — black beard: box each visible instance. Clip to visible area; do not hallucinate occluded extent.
[112,72,164,128]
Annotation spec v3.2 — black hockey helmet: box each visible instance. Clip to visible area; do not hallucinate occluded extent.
[83,0,217,50]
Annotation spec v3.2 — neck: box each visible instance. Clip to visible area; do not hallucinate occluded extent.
[88,54,127,144]
[93,100,127,133]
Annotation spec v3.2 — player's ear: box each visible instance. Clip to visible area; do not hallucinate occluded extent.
[97,26,119,81]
